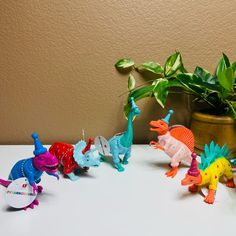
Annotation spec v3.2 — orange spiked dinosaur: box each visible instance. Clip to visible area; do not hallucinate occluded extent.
[149,110,194,178]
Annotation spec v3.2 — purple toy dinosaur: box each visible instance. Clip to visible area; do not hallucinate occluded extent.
[0,133,59,210]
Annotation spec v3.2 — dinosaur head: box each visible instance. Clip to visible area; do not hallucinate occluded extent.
[82,149,100,167]
[74,139,100,168]
[181,153,201,186]
[31,133,59,173]
[149,119,169,135]
[149,110,174,135]
[33,151,59,173]
[130,97,140,117]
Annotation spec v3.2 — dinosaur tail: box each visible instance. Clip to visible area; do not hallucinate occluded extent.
[0,179,11,188]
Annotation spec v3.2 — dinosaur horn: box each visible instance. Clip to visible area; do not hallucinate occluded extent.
[188,153,200,176]
[82,138,93,154]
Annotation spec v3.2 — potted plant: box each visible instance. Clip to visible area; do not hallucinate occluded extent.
[115,52,236,156]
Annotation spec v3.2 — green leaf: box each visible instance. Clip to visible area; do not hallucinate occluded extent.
[194,66,216,84]
[177,73,221,107]
[136,62,164,75]
[167,79,186,89]
[226,100,236,119]
[115,58,134,69]
[152,79,169,108]
[124,79,170,116]
[164,52,186,77]
[231,61,236,77]
[218,67,234,91]
[124,85,154,116]
[232,61,236,73]
[216,53,230,77]
[128,74,135,91]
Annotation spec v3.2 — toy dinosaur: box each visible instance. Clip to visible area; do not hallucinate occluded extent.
[0,133,59,210]
[98,97,140,172]
[49,138,100,181]
[149,109,194,178]
[181,142,235,204]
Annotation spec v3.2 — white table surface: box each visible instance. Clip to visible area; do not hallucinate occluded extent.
[0,145,235,236]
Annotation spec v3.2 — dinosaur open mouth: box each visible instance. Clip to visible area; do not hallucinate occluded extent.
[44,164,58,171]
[149,121,159,131]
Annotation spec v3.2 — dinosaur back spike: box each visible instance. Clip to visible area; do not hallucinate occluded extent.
[198,141,231,171]
[169,126,194,152]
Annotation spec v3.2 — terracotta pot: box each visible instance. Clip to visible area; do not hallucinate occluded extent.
[191,112,236,157]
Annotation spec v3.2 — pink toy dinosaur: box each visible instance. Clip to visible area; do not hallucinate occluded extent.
[149,110,194,178]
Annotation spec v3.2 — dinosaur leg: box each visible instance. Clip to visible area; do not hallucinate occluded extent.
[37,185,43,193]
[123,149,131,165]
[165,166,178,178]
[111,150,124,172]
[99,154,106,162]
[149,141,165,150]
[67,172,80,181]
[188,184,198,193]
[115,162,124,172]
[0,179,11,188]
[204,189,215,204]
[226,178,235,188]
[83,167,90,172]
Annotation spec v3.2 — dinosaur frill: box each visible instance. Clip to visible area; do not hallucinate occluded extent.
[169,125,194,152]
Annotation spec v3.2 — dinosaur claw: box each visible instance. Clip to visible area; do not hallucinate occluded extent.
[204,189,215,204]
[123,159,129,165]
[149,141,157,146]
[23,199,39,210]
[37,186,43,193]
[226,179,235,188]
[165,167,178,178]
[188,184,198,193]
[33,199,39,206]
[115,163,125,172]
[204,196,214,204]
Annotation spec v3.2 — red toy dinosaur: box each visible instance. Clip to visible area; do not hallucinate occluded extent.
[49,138,100,181]
[149,110,194,178]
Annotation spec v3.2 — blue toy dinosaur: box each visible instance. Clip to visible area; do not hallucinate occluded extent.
[0,133,59,209]
[99,97,140,172]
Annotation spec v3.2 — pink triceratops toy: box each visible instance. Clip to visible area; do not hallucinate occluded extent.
[149,110,194,178]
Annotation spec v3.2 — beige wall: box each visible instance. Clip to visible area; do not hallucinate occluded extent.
[0,0,235,144]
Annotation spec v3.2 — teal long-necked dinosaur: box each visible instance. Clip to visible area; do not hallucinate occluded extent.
[100,97,140,172]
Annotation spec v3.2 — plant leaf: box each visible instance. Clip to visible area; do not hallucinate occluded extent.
[218,67,234,91]
[194,66,216,84]
[177,73,221,107]
[128,74,135,91]
[226,100,236,119]
[232,61,236,73]
[216,53,230,77]
[124,85,154,116]
[136,62,164,75]
[152,79,169,108]
[115,58,134,69]
[164,52,186,77]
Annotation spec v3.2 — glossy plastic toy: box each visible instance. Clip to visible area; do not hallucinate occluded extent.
[149,109,194,177]
[49,138,100,181]
[96,97,140,172]
[181,141,235,204]
[228,156,236,167]
[0,133,59,210]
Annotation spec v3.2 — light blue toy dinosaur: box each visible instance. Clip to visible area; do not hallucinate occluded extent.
[99,97,140,172]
